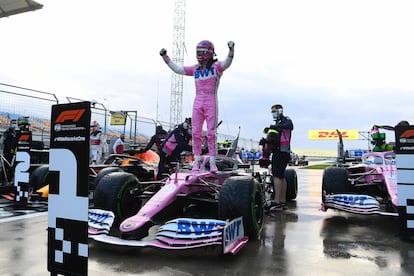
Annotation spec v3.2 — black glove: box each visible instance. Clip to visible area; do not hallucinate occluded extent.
[228,41,235,50]
[160,48,167,56]
[259,137,267,146]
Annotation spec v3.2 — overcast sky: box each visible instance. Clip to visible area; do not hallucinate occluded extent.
[1,0,413,151]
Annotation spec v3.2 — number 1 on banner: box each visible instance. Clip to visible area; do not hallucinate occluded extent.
[48,102,90,276]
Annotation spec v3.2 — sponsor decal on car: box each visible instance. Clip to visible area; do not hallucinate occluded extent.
[176,219,226,235]
[223,217,245,254]
[88,215,248,254]
[324,194,381,214]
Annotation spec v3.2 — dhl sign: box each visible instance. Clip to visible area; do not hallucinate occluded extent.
[308,130,359,140]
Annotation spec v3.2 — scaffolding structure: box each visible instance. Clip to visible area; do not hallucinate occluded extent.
[169,0,186,127]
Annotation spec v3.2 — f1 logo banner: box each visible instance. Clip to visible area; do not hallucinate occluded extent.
[395,125,414,236]
[48,102,90,276]
[14,130,32,207]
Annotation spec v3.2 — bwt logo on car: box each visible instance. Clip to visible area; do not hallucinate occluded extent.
[177,219,225,235]
[224,219,243,247]
[333,195,368,205]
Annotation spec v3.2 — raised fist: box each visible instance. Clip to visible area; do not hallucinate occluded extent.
[227,41,235,50]
[160,48,167,56]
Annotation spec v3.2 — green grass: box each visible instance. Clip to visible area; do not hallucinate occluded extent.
[300,163,334,170]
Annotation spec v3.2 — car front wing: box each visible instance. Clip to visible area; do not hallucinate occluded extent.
[88,209,248,255]
[321,193,398,216]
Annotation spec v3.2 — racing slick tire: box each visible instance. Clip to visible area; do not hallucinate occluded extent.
[29,165,49,191]
[322,167,351,202]
[285,169,298,200]
[94,171,142,223]
[94,167,123,188]
[218,176,264,240]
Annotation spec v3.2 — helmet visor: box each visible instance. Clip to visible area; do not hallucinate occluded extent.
[196,48,209,57]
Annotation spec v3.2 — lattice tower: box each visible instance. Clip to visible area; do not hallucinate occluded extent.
[169,0,186,127]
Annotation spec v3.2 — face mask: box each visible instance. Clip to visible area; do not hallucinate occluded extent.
[188,128,192,135]
[272,108,283,119]
[10,124,16,129]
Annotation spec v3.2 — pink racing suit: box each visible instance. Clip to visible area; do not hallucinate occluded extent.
[162,53,233,157]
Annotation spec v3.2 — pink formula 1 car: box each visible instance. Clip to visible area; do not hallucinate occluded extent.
[321,150,398,216]
[88,155,264,255]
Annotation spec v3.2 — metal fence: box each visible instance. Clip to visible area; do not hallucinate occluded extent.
[0,83,57,149]
[0,83,259,152]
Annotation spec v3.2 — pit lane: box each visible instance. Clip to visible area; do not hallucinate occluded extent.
[0,167,414,275]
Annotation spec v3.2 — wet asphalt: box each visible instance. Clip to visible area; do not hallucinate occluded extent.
[1,167,414,276]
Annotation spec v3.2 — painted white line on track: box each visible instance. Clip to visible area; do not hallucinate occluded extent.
[0,211,47,223]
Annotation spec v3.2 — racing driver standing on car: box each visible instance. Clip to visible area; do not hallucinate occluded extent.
[160,40,234,173]
[264,104,293,212]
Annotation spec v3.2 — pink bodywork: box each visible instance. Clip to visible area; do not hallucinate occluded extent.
[359,151,398,206]
[119,157,237,233]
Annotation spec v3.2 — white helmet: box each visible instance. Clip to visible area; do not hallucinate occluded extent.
[91,120,100,131]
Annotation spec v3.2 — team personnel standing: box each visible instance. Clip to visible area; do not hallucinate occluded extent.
[2,119,18,180]
[90,120,108,164]
[264,104,293,212]
[113,133,125,154]
[157,118,192,180]
[140,125,168,154]
[160,40,235,173]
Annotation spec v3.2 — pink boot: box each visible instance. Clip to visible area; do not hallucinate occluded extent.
[192,155,201,173]
[209,157,218,173]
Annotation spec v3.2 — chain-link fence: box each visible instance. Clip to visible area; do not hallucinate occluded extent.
[0,83,57,149]
[0,83,259,153]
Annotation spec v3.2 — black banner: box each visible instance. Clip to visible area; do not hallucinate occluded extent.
[13,129,32,207]
[48,102,90,276]
[395,125,414,154]
[395,125,414,237]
